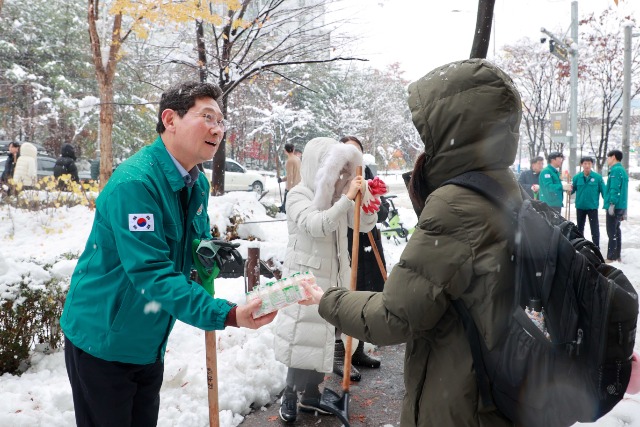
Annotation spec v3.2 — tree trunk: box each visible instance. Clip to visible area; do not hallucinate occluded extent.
[98,83,114,189]
[196,20,207,83]
[88,0,122,190]
[210,94,227,196]
[469,0,495,59]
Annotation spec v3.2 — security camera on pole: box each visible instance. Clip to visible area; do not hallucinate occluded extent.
[541,1,579,176]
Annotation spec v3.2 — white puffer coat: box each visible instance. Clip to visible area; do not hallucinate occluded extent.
[12,142,38,187]
[273,137,377,373]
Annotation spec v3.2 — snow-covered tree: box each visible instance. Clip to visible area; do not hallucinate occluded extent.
[580,8,640,171]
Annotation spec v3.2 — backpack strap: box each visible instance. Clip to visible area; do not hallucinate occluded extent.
[451,299,496,411]
[442,171,520,413]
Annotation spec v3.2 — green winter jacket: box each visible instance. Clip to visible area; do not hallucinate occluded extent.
[604,162,629,210]
[61,137,234,364]
[539,164,564,207]
[571,171,605,210]
[319,59,518,427]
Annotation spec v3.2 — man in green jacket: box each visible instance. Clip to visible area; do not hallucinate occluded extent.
[60,82,276,427]
[539,151,571,214]
[604,149,629,263]
[571,156,605,247]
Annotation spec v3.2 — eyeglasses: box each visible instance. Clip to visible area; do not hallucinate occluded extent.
[193,112,228,130]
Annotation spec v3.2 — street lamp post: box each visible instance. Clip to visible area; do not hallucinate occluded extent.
[622,24,640,171]
[541,1,579,175]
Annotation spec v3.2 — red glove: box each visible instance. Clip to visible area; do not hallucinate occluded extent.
[362,195,381,214]
[367,176,387,196]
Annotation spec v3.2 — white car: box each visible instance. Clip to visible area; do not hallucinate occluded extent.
[203,159,265,193]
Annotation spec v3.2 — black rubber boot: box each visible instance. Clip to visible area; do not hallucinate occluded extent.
[352,341,381,368]
[279,386,298,423]
[333,340,361,382]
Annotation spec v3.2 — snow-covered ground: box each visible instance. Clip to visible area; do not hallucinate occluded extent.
[0,176,638,427]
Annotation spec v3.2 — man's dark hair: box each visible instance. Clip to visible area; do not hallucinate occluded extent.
[547,151,564,162]
[580,156,594,164]
[284,143,295,153]
[530,156,544,165]
[9,142,20,149]
[339,136,364,152]
[156,82,223,134]
[607,150,623,161]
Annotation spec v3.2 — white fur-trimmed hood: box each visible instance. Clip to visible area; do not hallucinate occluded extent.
[299,137,363,210]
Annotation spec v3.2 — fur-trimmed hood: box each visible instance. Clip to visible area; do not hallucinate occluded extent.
[300,137,363,210]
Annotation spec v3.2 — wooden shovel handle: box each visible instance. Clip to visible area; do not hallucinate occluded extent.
[343,166,362,392]
[205,331,220,427]
[368,231,387,281]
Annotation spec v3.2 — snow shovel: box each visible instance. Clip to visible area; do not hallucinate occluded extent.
[192,239,240,427]
[317,166,363,427]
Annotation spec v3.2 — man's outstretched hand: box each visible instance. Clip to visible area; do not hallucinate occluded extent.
[236,298,277,329]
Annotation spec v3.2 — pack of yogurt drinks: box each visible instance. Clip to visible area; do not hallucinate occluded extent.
[246,271,316,318]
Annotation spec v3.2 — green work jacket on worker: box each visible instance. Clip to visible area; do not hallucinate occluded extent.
[61,136,234,365]
[539,164,564,207]
[571,171,605,210]
[604,162,629,210]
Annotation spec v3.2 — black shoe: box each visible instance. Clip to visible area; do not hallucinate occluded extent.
[279,386,298,423]
[352,341,381,368]
[333,340,361,382]
[299,385,332,415]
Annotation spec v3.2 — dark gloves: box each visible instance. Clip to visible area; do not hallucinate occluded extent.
[196,239,243,271]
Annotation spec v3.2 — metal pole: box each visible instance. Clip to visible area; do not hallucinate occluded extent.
[622,24,632,171]
[569,1,578,176]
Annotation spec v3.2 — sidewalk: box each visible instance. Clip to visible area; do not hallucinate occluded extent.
[239,343,406,426]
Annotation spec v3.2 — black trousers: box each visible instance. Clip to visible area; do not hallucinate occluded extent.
[285,367,325,392]
[65,336,164,427]
[280,189,289,213]
[606,209,624,261]
[576,209,600,248]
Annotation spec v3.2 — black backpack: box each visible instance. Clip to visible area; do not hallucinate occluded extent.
[444,171,638,427]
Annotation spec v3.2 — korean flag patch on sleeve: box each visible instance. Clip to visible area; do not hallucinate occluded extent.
[129,214,155,231]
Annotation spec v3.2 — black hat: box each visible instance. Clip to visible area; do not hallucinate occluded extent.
[548,151,564,161]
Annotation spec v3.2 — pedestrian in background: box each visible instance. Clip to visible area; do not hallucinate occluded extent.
[12,142,38,189]
[518,156,543,199]
[539,151,571,214]
[278,142,302,213]
[571,156,605,248]
[53,143,80,189]
[1,141,20,184]
[603,149,628,263]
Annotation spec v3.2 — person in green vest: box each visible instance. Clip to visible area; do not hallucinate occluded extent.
[604,149,629,263]
[571,156,605,248]
[60,81,277,427]
[539,151,571,214]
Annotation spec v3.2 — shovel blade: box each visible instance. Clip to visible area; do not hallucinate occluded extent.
[318,387,350,426]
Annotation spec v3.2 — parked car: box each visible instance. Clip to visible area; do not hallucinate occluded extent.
[202,158,265,193]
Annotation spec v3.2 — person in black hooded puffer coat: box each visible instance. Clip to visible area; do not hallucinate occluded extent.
[53,144,80,189]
